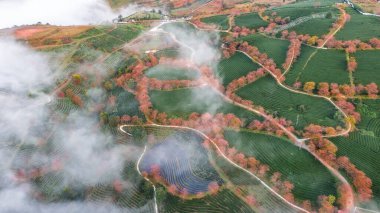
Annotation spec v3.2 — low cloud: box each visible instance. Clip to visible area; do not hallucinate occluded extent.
[0,0,141,29]
[0,38,53,144]
[0,37,147,212]
[160,23,221,65]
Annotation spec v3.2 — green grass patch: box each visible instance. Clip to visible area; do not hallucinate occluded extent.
[216,52,260,86]
[285,45,349,85]
[240,34,290,68]
[156,48,181,59]
[159,189,254,212]
[236,76,343,130]
[145,64,200,80]
[108,24,144,41]
[82,25,143,52]
[201,15,229,30]
[352,50,380,85]
[225,129,338,206]
[332,131,380,209]
[234,13,268,29]
[331,99,380,209]
[265,5,337,21]
[286,17,335,37]
[335,7,380,41]
[149,86,262,125]
[108,87,144,118]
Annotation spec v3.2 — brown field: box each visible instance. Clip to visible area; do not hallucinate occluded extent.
[14,25,93,48]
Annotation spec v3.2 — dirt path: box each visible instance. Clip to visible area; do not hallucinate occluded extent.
[119,124,309,213]
[281,46,295,77]
[135,145,159,213]
[318,7,347,49]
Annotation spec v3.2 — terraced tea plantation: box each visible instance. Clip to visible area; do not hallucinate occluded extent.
[216,52,260,86]
[236,76,344,130]
[2,0,380,212]
[240,34,290,68]
[284,46,349,85]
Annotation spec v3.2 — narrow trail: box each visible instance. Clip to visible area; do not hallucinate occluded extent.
[281,46,295,77]
[318,8,347,49]
[135,144,159,213]
[119,124,309,213]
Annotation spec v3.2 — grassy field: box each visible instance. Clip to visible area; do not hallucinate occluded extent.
[284,45,349,85]
[240,34,290,68]
[216,52,260,86]
[201,15,229,30]
[236,76,343,130]
[81,25,144,53]
[330,99,380,210]
[159,189,255,212]
[335,7,380,41]
[225,129,338,206]
[352,50,380,85]
[140,130,223,195]
[265,6,336,21]
[149,86,262,125]
[234,13,268,29]
[145,64,200,80]
[212,149,300,212]
[332,132,380,209]
[107,0,134,9]
[109,87,145,118]
[285,17,335,37]
[156,48,181,59]
[264,0,338,19]
[25,124,156,209]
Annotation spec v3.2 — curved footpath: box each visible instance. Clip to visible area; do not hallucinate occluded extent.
[135,145,159,213]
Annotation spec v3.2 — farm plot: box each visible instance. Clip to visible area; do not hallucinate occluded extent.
[201,15,230,30]
[12,131,155,210]
[331,132,380,210]
[82,24,144,53]
[52,98,80,114]
[156,48,181,59]
[264,0,338,20]
[111,87,144,118]
[335,7,380,41]
[236,76,344,130]
[234,13,268,29]
[352,50,380,85]
[216,52,260,86]
[225,129,339,207]
[139,130,223,195]
[285,17,336,37]
[284,45,349,85]
[149,86,262,125]
[331,99,380,209]
[159,189,255,213]
[160,22,198,35]
[212,150,301,212]
[240,34,290,68]
[145,64,200,80]
[356,99,380,129]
